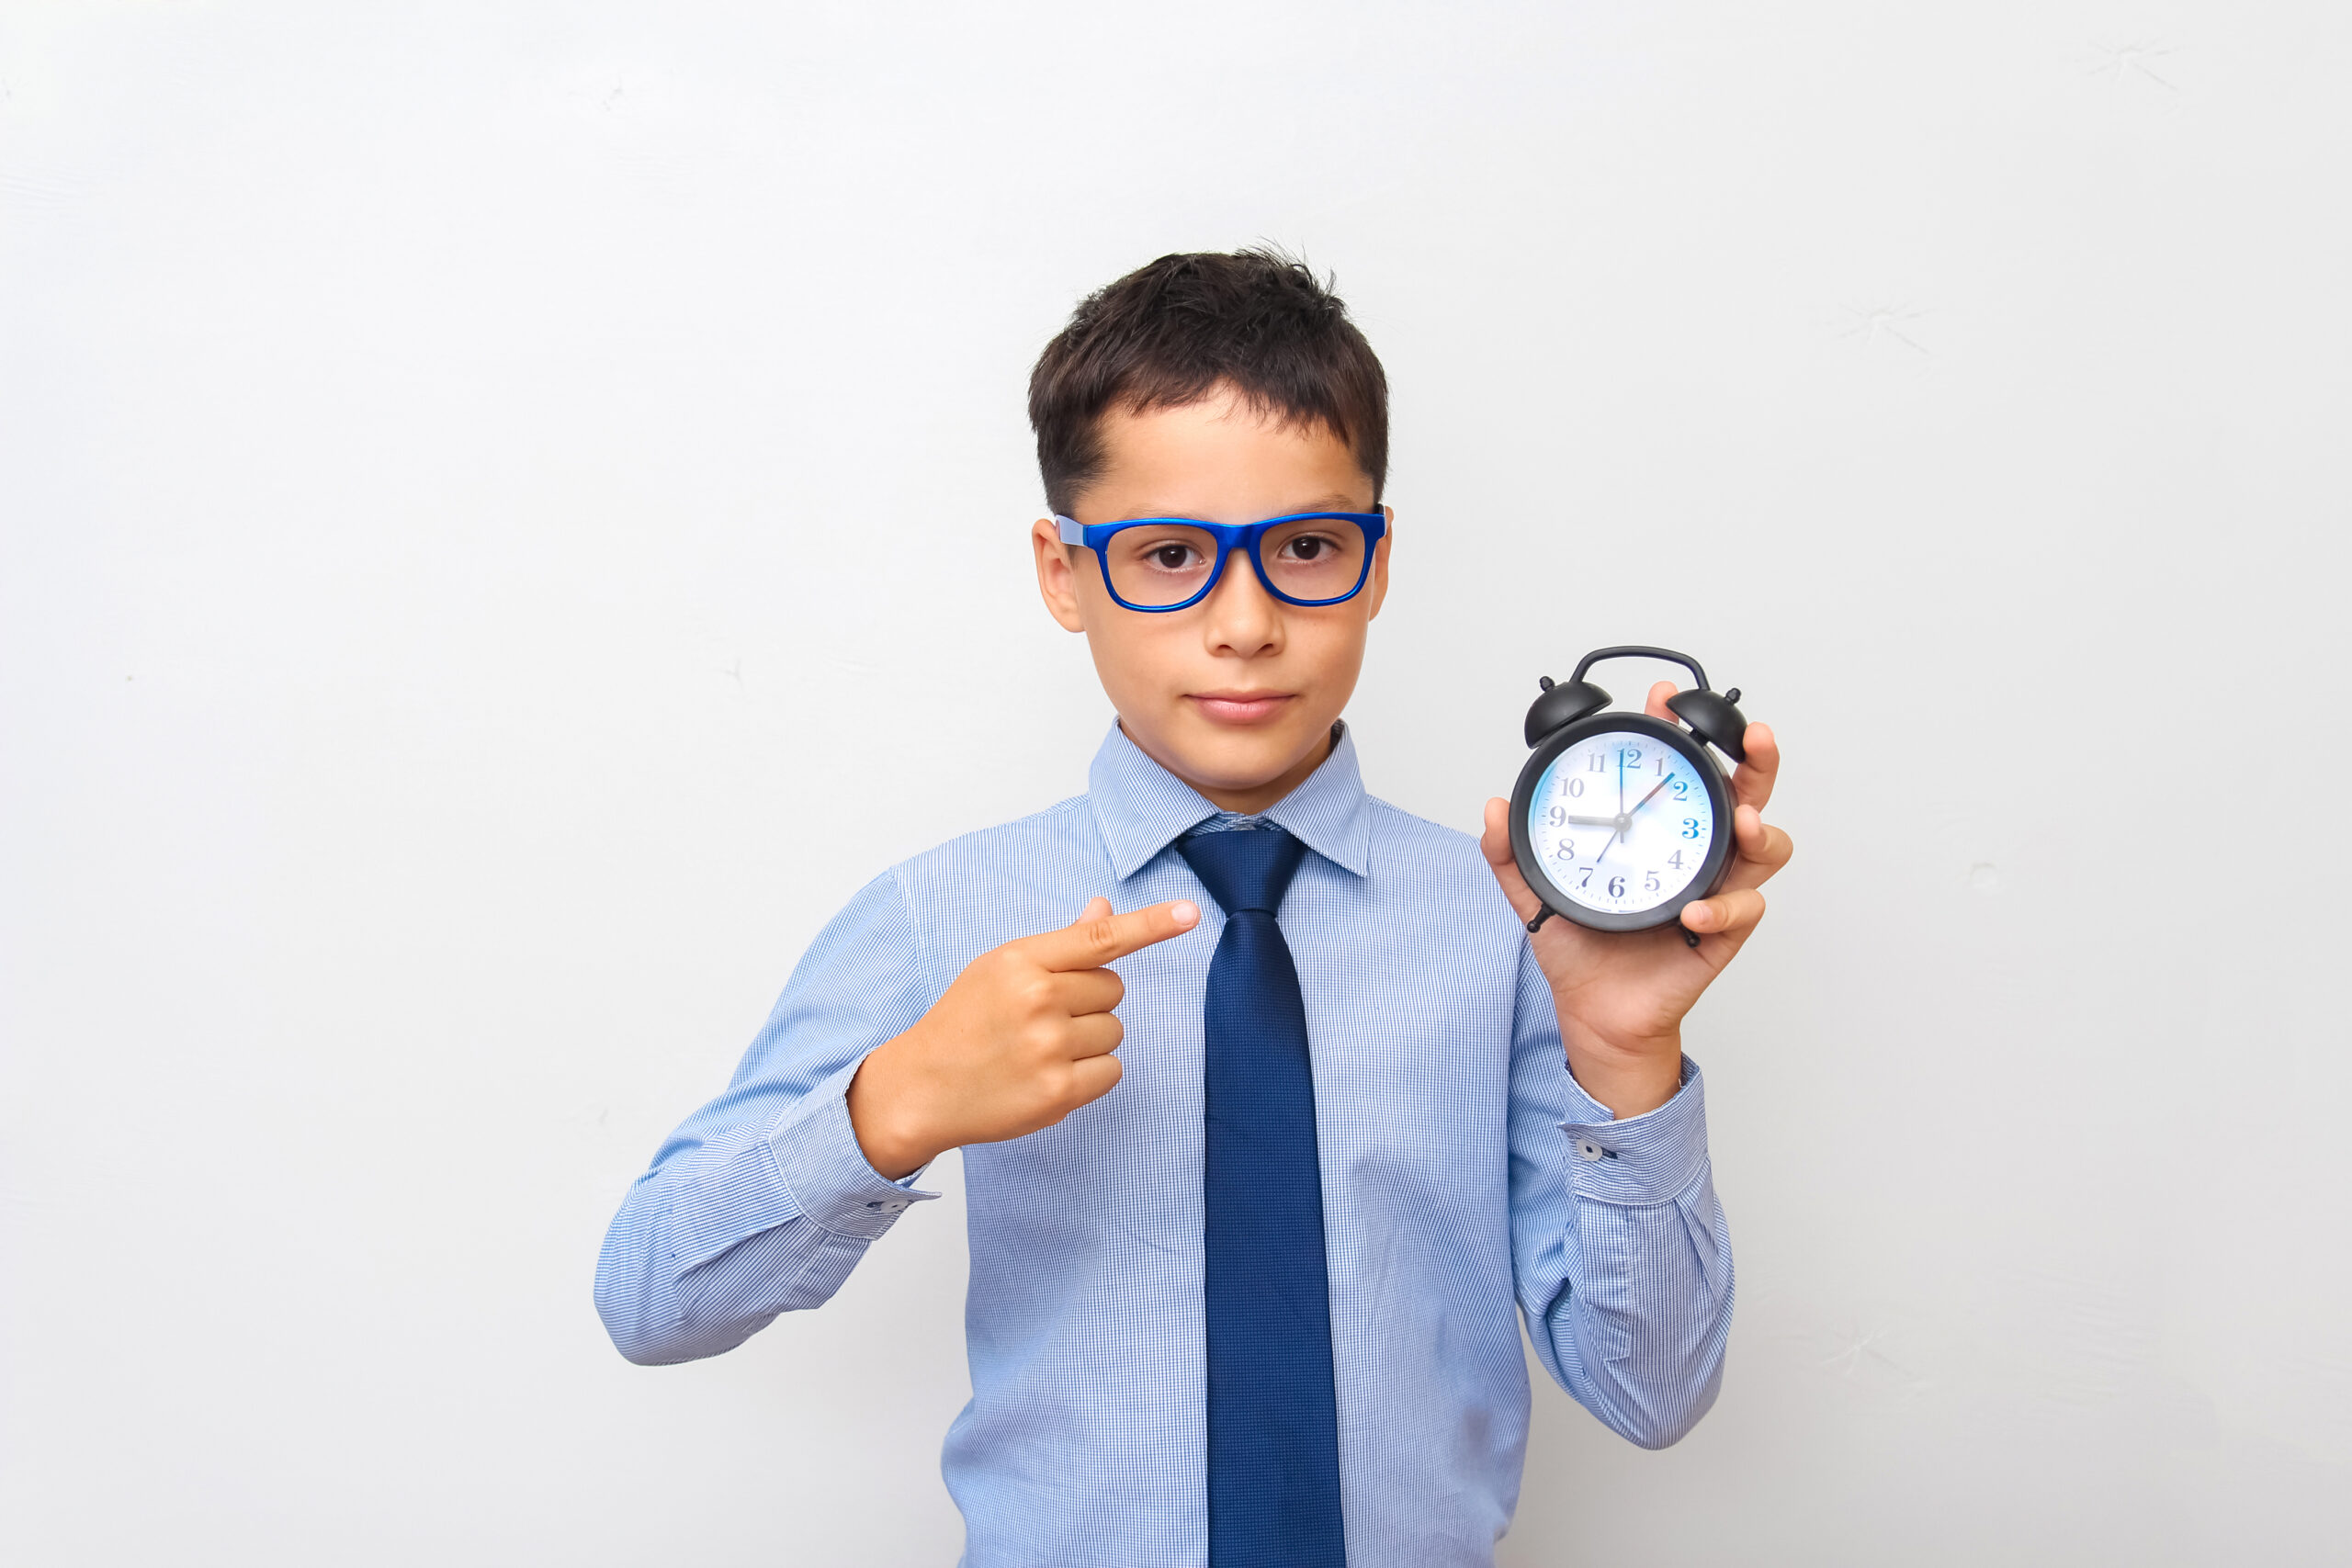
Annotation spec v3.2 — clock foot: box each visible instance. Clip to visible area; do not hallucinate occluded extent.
[1682,927,1702,949]
[1526,908,1556,933]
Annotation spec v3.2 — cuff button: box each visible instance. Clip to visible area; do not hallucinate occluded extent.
[1575,1138,1606,1162]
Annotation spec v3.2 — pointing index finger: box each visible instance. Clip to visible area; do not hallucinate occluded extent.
[1028,899,1202,971]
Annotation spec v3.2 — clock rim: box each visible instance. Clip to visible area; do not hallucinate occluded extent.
[1509,710,1736,934]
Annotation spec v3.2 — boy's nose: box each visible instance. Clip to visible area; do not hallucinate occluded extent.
[1199,555,1284,658]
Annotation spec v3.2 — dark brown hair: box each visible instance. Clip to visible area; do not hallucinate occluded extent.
[1027,247,1389,516]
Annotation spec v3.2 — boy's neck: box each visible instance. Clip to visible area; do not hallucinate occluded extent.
[1121,721,1336,817]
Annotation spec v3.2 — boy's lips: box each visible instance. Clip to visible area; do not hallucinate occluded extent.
[1188,690,1296,725]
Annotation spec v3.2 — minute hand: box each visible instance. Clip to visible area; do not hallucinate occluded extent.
[1625,775,1675,818]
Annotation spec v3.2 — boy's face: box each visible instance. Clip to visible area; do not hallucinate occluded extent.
[1031,385,1391,814]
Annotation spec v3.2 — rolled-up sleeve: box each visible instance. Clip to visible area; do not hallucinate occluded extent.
[1506,944,1735,1449]
[594,871,943,1366]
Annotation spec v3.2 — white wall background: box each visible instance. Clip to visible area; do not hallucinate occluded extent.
[4,2,2347,1562]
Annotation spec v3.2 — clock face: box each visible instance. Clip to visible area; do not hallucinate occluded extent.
[1524,728,1718,917]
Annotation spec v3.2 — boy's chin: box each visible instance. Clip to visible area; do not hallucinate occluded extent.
[1146,709,1334,798]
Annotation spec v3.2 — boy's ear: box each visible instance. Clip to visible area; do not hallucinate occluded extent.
[1032,517,1088,633]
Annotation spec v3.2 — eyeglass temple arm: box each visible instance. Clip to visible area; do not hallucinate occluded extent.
[1055,515,1086,547]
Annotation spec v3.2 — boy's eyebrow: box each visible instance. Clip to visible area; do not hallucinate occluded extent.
[1104,494,1373,523]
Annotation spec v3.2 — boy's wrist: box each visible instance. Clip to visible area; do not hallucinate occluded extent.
[846,1034,943,1182]
[1562,1031,1684,1120]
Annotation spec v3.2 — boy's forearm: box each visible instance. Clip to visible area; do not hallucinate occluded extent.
[1519,1055,1731,1449]
[596,1105,915,1364]
[1536,1165,1732,1449]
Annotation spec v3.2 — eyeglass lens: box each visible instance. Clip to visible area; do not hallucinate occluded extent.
[1102,517,1370,608]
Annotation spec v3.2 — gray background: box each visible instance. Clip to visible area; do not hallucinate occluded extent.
[4,2,2346,1562]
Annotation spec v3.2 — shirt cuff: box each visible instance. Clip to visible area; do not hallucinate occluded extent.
[766,1055,940,1240]
[1556,1055,1710,1206]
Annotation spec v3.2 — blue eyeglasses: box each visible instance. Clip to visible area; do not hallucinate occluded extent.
[1055,509,1387,613]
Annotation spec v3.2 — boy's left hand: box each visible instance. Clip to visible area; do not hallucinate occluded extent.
[1480,682,1793,1119]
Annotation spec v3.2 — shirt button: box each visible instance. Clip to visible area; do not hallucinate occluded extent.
[1575,1138,1606,1162]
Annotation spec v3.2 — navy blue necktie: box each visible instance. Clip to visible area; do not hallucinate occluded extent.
[1177,827,1346,1568]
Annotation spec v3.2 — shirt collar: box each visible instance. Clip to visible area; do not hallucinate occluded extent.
[1088,719,1373,882]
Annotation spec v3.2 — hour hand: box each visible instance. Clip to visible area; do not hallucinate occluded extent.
[1563,814,1622,827]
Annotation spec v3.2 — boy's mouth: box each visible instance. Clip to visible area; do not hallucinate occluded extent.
[1188,690,1296,726]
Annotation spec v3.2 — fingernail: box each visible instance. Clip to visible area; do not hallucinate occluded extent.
[1172,900,1199,926]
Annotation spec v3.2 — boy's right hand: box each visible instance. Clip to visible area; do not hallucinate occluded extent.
[846,896,1202,1180]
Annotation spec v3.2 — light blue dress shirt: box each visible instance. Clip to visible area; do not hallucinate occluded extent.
[595,723,1734,1567]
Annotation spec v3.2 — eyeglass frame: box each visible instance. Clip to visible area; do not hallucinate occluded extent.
[1053,509,1389,614]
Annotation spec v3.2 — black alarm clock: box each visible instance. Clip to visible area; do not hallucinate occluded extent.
[1509,646,1749,945]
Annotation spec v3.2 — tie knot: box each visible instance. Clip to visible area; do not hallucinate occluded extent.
[1177,825,1308,918]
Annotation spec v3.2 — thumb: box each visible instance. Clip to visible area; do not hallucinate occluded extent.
[1078,895,1113,922]
[1479,797,1515,869]
[1481,797,1542,923]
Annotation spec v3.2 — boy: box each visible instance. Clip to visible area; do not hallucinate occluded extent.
[596,249,1792,1567]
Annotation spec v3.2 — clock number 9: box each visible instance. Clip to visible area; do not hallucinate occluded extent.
[1546,806,1566,828]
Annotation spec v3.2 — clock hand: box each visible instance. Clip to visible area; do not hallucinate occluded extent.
[1589,766,1677,872]
[1591,754,1625,863]
[1592,758,1625,868]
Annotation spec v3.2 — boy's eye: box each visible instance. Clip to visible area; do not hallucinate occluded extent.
[1122,533,1211,573]
[1274,531,1348,562]
[1103,524,1217,606]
